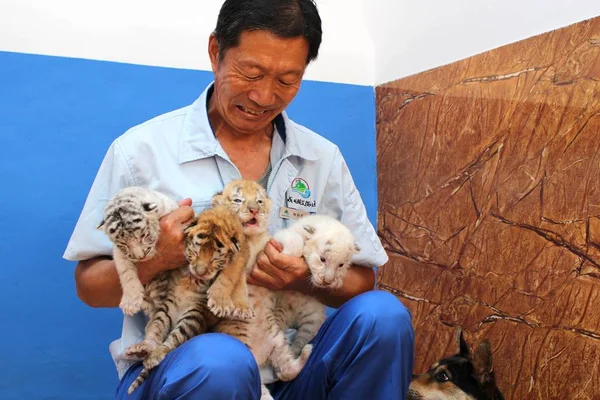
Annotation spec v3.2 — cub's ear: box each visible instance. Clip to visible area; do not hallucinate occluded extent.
[211,191,225,205]
[142,202,158,212]
[230,236,241,252]
[302,224,315,239]
[183,218,198,234]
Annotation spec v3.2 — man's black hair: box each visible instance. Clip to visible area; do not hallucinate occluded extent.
[214,0,322,64]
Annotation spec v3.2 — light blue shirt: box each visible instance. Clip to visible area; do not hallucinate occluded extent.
[63,82,388,379]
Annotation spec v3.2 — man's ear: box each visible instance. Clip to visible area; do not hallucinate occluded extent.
[208,33,220,72]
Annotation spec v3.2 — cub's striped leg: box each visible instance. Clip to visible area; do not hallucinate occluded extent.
[288,300,326,358]
[125,272,174,359]
[127,304,208,394]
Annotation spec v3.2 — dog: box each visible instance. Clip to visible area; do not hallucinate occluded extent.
[407,328,504,400]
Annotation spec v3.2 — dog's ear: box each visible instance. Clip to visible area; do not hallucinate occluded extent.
[473,339,495,387]
[456,327,470,358]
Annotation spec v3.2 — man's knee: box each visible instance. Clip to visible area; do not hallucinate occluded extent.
[342,290,414,345]
[156,333,260,399]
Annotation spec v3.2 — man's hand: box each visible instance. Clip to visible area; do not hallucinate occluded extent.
[137,198,195,282]
[247,238,311,291]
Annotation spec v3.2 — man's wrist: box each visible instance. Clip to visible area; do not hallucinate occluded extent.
[137,256,163,284]
[288,273,314,294]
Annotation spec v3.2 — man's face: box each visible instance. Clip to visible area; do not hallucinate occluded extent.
[208,29,309,135]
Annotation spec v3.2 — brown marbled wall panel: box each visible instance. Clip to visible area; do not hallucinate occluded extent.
[376,17,600,399]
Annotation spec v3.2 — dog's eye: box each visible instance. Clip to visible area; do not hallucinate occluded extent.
[338,263,344,268]
[435,371,450,382]
[320,256,326,263]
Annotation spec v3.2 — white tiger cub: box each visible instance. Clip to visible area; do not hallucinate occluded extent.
[210,179,313,400]
[272,214,360,357]
[97,186,178,316]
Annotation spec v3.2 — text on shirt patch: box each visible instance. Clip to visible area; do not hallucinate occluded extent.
[286,196,316,208]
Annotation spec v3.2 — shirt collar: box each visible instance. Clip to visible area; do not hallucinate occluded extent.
[179,82,318,164]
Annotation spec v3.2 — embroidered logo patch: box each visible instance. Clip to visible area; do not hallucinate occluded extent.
[291,178,311,199]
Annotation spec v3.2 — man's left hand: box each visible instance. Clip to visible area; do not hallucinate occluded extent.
[248,238,311,291]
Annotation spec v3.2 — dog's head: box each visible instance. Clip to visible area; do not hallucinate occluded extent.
[407,329,504,400]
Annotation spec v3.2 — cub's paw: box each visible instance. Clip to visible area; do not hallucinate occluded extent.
[124,341,157,359]
[260,384,275,400]
[120,292,145,316]
[299,344,313,363]
[143,346,169,370]
[229,302,255,320]
[207,294,235,318]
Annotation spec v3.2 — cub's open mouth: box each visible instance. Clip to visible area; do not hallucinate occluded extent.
[243,218,258,227]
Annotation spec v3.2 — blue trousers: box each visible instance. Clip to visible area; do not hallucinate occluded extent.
[116,290,414,399]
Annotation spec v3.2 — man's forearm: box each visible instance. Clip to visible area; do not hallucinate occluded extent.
[75,257,122,308]
[297,265,376,308]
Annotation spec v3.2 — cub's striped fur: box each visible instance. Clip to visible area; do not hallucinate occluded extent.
[210,179,314,400]
[125,203,251,394]
[97,186,178,316]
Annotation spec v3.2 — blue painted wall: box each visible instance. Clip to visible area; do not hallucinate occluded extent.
[0,50,377,399]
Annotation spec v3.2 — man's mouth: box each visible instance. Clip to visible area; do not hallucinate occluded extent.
[243,218,258,227]
[237,105,267,116]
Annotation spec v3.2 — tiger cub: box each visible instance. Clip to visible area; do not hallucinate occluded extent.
[210,179,313,400]
[97,186,178,316]
[125,203,250,394]
[272,214,360,357]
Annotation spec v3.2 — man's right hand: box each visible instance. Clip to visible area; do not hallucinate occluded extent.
[137,198,195,283]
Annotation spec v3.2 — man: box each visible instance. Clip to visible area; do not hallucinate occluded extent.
[64,0,415,398]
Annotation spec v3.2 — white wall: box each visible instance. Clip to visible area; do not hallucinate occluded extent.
[2,0,600,87]
[365,0,600,85]
[0,0,374,86]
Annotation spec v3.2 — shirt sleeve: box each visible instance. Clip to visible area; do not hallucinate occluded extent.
[63,138,136,261]
[319,147,389,268]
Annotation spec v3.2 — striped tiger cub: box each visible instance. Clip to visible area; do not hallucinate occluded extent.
[97,186,179,316]
[210,179,314,400]
[125,202,252,394]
